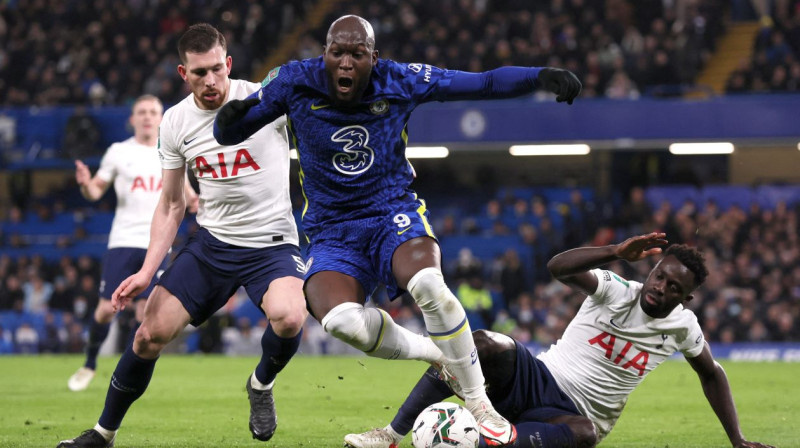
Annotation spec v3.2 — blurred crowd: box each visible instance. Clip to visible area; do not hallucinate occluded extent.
[423,187,800,347]
[304,0,726,99]
[0,0,307,107]
[2,184,798,355]
[726,1,800,93]
[0,0,728,107]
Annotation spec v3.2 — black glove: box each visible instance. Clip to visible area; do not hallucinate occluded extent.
[216,97,260,129]
[537,68,582,105]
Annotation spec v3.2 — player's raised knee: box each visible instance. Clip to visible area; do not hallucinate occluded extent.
[407,268,454,312]
[271,309,307,336]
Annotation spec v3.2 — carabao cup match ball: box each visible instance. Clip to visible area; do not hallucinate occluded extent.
[411,402,480,448]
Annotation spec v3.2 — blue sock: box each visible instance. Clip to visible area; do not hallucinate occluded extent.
[98,346,157,430]
[392,367,454,435]
[253,324,301,385]
[478,421,575,448]
[85,319,111,370]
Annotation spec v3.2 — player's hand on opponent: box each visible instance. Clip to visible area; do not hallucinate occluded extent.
[537,68,582,104]
[216,97,260,128]
[112,271,151,311]
[74,160,91,186]
[614,232,668,262]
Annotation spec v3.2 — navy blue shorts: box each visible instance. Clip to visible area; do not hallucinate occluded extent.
[99,247,167,301]
[490,341,581,423]
[305,194,436,300]
[157,228,304,326]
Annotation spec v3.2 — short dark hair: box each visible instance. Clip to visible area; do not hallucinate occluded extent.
[177,23,226,64]
[665,244,708,288]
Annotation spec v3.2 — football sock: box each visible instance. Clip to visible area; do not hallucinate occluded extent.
[85,319,111,370]
[98,346,157,430]
[407,268,486,401]
[478,422,575,448]
[321,302,444,362]
[92,423,116,442]
[391,367,454,435]
[254,323,301,386]
[382,425,404,445]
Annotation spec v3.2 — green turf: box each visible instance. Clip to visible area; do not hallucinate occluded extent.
[0,355,796,447]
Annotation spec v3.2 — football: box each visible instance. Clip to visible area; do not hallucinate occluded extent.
[411,402,480,448]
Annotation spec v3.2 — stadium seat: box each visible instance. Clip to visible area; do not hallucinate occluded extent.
[644,185,700,211]
[700,185,755,211]
[755,185,800,210]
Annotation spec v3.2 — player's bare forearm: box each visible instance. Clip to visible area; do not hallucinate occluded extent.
[547,244,619,278]
[687,346,773,448]
[699,362,748,446]
[139,168,186,277]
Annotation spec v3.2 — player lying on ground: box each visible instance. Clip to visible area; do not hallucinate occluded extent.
[214,14,581,446]
[344,233,775,448]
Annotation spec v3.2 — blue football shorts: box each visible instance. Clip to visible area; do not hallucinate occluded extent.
[491,341,582,423]
[157,228,304,326]
[99,247,168,301]
[305,194,437,300]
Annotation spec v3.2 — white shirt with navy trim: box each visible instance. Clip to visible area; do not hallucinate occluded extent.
[158,79,297,248]
[537,268,705,440]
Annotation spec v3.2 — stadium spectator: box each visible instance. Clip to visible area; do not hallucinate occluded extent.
[214,14,581,446]
[57,23,307,448]
[344,233,776,448]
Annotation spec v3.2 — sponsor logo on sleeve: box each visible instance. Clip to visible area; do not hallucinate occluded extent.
[261,67,281,87]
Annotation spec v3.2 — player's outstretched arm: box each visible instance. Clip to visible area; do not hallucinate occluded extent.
[74,160,110,201]
[547,232,668,295]
[686,343,775,448]
[441,66,581,104]
[112,167,186,311]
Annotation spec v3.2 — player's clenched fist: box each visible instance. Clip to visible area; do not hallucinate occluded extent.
[216,97,260,129]
[537,68,582,105]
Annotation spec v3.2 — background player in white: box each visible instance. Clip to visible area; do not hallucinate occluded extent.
[344,233,774,448]
[68,95,198,392]
[58,23,307,448]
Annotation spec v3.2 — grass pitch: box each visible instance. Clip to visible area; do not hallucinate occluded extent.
[0,355,797,447]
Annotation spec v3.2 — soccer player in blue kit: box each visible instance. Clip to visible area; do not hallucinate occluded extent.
[214,15,581,446]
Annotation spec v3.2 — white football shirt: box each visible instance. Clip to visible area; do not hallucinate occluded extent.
[95,137,162,249]
[158,79,298,248]
[537,269,705,440]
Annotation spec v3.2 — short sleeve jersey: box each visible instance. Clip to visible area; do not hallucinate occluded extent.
[95,137,162,249]
[537,269,705,440]
[248,58,460,236]
[158,79,297,248]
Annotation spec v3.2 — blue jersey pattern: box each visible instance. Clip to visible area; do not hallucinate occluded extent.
[248,57,457,237]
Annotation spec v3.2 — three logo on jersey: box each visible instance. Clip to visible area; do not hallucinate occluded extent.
[331,126,374,175]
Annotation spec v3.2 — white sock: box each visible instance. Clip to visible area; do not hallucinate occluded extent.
[407,268,489,401]
[385,424,405,442]
[250,372,274,391]
[93,423,117,442]
[321,302,444,362]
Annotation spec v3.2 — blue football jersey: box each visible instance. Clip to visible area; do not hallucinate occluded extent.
[215,57,541,238]
[251,57,464,236]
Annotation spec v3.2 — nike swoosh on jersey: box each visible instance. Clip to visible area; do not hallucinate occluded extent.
[310,102,329,110]
[183,136,199,145]
[610,318,621,328]
[396,227,412,236]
